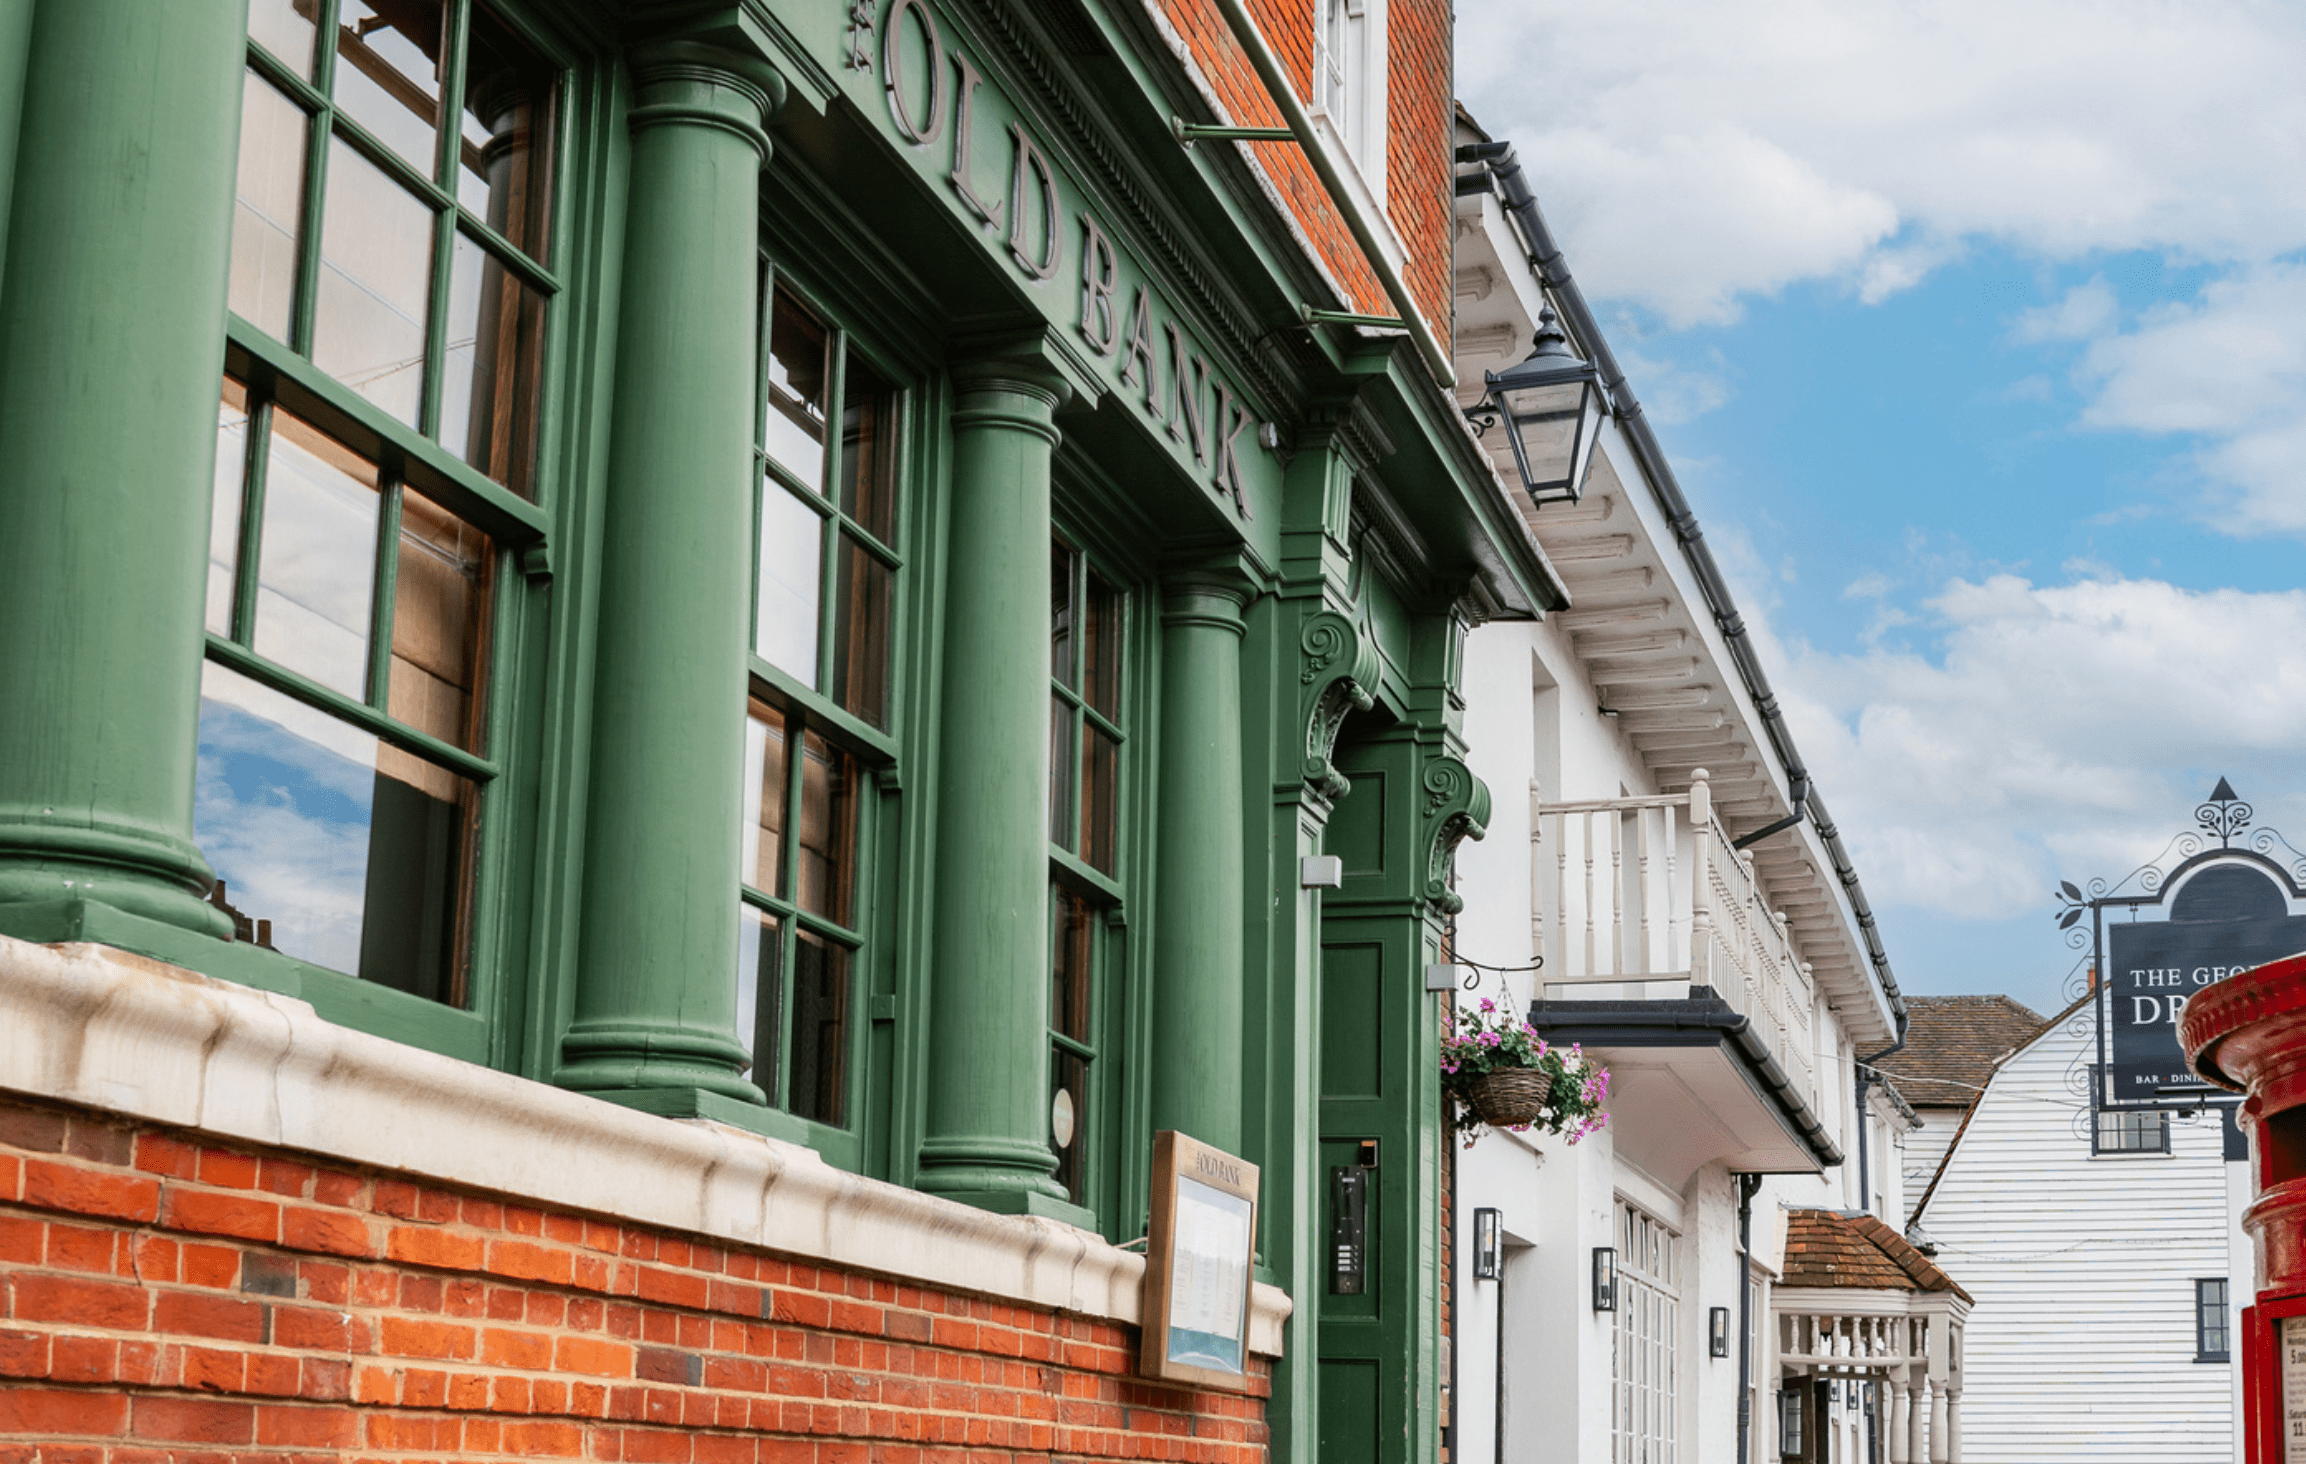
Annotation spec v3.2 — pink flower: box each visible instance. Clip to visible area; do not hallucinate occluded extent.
[1479,998,1496,1013]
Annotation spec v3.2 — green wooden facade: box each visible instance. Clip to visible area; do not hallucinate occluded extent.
[0,3,1561,1463]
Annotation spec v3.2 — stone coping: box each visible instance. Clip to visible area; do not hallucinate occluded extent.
[0,935,1290,1357]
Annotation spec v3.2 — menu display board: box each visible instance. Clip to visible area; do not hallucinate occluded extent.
[1140,1131,1260,1391]
[2284,1315,2306,1464]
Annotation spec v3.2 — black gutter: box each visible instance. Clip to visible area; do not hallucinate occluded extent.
[1527,995,1844,1167]
[1458,139,1906,1046]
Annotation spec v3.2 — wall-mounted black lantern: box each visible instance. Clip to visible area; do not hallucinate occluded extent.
[1710,1306,1730,1358]
[1592,1246,1617,1312]
[1472,1207,1502,1280]
[1466,304,1607,509]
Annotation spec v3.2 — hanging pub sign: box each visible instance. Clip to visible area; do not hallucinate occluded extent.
[1140,1130,1259,1392]
[2058,781,2306,1109]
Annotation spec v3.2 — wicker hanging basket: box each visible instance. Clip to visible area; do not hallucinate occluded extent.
[1465,1068,1551,1127]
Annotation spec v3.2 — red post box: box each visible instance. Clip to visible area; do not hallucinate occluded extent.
[2183,951,2306,1464]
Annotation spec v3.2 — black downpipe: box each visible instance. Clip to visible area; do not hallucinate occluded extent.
[1456,138,1908,1043]
[1855,1032,1909,1216]
[1735,1172,1762,1464]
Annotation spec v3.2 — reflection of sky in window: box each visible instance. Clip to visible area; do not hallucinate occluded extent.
[756,483,821,683]
[314,138,433,425]
[253,415,378,699]
[195,663,377,975]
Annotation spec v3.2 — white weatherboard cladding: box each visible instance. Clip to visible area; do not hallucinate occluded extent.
[1918,1005,2241,1463]
[1902,1107,1964,1226]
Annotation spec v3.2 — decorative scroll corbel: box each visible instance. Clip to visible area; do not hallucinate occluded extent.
[1420,754,1490,915]
[1299,609,1380,803]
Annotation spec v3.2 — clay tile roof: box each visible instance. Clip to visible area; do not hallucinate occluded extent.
[1781,1210,1973,1304]
[1870,995,2045,1110]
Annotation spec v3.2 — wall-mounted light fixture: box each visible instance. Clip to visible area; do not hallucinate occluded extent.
[1472,1208,1502,1281]
[1709,1306,1730,1358]
[1463,304,1607,509]
[1591,1246,1617,1312]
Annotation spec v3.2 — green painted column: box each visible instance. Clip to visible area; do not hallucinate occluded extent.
[1150,566,1254,1155]
[0,0,243,946]
[916,351,1070,1212]
[556,41,782,1111]
[0,0,36,294]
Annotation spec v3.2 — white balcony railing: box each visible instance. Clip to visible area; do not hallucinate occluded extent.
[1529,772,1817,1111]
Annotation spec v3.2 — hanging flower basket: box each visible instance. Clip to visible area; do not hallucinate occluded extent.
[1466,1068,1551,1126]
[1439,996,1610,1148]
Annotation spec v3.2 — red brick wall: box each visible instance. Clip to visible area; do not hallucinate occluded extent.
[1157,0,1452,342]
[1383,0,1451,336]
[0,1096,1269,1462]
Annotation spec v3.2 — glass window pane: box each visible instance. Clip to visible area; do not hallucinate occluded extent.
[764,292,828,487]
[332,0,445,179]
[789,931,850,1128]
[388,490,493,751]
[741,699,788,897]
[737,905,783,1099]
[209,379,251,637]
[196,660,472,1001]
[441,231,545,498]
[1048,697,1074,850]
[1050,541,1074,690]
[1051,886,1093,1042]
[755,482,822,684]
[230,71,308,341]
[795,730,856,925]
[458,1,556,261]
[197,661,376,972]
[366,736,477,1002]
[1051,1046,1087,1205]
[830,534,892,729]
[1081,724,1119,875]
[253,407,380,699]
[838,354,897,542]
[1083,568,1121,720]
[314,136,436,425]
[249,0,319,75]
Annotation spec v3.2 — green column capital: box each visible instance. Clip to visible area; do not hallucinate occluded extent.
[627,39,784,156]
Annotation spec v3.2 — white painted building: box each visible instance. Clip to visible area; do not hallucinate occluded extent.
[1910,991,2248,1463]
[1871,996,2047,1228]
[1447,111,1963,1464]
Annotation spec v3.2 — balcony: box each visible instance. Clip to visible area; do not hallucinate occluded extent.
[1523,772,1842,1178]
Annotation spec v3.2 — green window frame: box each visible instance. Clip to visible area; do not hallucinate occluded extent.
[196,0,570,1063]
[739,271,909,1169]
[1048,536,1129,1211]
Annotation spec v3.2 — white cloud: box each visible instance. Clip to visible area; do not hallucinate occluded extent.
[1458,1,2306,323]
[2068,262,2306,530]
[2012,277,2119,343]
[1755,571,2306,922]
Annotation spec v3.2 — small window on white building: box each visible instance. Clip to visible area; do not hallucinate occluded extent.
[2092,1106,2169,1155]
[1311,0,1386,196]
[1613,1202,1679,1464]
[2195,1278,2231,1362]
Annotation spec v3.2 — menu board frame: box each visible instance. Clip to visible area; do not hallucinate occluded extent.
[1140,1129,1260,1393]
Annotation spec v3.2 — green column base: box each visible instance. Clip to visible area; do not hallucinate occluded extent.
[558,1019,768,1109]
[0,893,230,969]
[585,1086,812,1145]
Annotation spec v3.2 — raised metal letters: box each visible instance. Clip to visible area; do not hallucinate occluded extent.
[880,0,945,144]
[1004,124,1061,280]
[947,53,1004,226]
[1079,216,1119,353]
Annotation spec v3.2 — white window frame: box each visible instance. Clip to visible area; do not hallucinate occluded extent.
[1613,1200,1680,1464]
[1309,0,1388,206]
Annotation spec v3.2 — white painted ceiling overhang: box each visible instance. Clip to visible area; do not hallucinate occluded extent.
[1451,170,1894,1048]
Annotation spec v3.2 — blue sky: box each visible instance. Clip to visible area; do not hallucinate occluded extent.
[1458,1,2306,1014]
